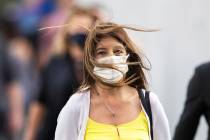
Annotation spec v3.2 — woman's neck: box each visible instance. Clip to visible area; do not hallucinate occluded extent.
[94,82,136,100]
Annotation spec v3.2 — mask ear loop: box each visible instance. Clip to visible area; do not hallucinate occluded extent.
[125,54,130,61]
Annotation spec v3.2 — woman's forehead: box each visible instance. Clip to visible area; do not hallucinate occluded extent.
[96,37,125,49]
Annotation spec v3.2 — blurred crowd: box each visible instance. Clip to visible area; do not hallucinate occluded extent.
[0,0,104,140]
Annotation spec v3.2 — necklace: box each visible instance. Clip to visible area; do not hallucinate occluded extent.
[92,87,121,138]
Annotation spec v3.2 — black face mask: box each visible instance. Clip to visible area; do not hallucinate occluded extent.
[66,33,87,49]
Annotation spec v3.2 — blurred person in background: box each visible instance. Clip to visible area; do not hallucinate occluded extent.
[173,62,210,140]
[8,37,40,113]
[0,1,60,139]
[3,0,59,69]
[37,0,76,69]
[24,7,101,140]
[5,0,47,53]
[0,33,24,140]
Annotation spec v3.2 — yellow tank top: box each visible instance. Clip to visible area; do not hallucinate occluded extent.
[84,111,149,140]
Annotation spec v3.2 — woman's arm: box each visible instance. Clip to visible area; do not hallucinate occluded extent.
[23,102,46,140]
[54,94,80,140]
[7,82,24,136]
[150,92,171,140]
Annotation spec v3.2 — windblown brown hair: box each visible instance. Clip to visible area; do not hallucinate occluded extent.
[79,22,157,91]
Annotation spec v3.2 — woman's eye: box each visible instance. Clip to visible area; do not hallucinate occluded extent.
[115,50,123,55]
[97,51,106,56]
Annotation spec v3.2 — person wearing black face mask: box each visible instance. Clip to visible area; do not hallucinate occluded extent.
[65,33,87,86]
[66,33,87,49]
[23,7,100,140]
[24,33,86,140]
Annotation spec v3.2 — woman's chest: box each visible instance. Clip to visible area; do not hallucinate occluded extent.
[89,98,141,125]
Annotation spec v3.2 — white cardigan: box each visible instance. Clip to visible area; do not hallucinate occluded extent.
[54,89,171,140]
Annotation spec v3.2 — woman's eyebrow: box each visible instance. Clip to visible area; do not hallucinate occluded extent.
[114,45,125,49]
[96,47,106,52]
[96,44,125,51]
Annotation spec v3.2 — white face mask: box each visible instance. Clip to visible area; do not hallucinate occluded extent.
[93,55,129,84]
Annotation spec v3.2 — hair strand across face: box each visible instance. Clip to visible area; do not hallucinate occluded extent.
[79,22,155,91]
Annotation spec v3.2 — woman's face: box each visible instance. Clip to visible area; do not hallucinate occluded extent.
[95,37,127,60]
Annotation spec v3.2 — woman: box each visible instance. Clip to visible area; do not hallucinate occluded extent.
[55,22,171,140]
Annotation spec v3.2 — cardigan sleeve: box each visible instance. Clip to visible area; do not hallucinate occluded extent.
[150,92,171,140]
[54,93,80,140]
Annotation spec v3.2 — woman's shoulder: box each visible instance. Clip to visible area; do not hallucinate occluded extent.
[141,89,164,113]
[145,90,171,139]
[65,89,90,107]
[141,89,159,103]
[147,91,160,105]
[149,91,164,111]
[57,89,90,121]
